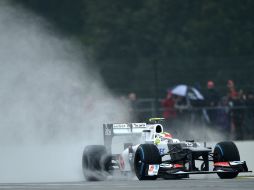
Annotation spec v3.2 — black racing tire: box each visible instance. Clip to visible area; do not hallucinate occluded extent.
[82,145,112,181]
[213,141,240,179]
[134,144,161,180]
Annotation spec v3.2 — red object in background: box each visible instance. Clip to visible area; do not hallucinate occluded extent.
[229,90,239,99]
[207,80,215,89]
[162,92,177,119]
[227,80,238,98]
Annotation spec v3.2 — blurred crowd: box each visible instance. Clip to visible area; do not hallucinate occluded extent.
[161,80,254,140]
[121,80,254,141]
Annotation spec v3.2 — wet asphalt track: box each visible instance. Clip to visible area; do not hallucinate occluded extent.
[1,175,253,190]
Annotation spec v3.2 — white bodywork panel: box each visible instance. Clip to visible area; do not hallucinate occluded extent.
[109,121,200,172]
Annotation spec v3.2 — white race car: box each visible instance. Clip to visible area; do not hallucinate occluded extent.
[82,118,251,181]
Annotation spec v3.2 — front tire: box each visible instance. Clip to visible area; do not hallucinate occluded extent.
[214,141,240,179]
[134,144,161,180]
[82,145,112,181]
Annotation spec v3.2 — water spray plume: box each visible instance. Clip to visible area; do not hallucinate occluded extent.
[0,1,130,182]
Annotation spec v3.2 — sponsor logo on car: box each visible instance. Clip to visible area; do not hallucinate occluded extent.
[132,123,146,128]
[158,148,165,155]
[148,164,159,176]
[104,126,112,136]
[113,124,129,129]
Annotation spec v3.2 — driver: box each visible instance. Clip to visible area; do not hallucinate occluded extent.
[154,132,172,144]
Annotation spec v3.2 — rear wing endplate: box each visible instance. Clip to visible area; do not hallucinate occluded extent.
[103,123,146,153]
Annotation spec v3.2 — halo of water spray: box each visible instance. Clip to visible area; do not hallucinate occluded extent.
[0,2,130,182]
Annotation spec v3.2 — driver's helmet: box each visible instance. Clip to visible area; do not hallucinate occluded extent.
[158,132,172,140]
[154,132,172,144]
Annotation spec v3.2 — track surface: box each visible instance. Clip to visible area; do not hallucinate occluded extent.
[1,176,253,190]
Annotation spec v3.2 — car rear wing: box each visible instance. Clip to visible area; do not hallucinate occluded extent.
[103,123,146,153]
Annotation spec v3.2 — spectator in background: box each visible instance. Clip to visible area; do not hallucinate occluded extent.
[226,80,245,140]
[245,90,254,139]
[161,91,177,125]
[204,80,220,127]
[127,92,139,121]
[128,92,137,105]
[227,80,238,99]
[174,95,191,122]
[246,91,254,108]
[216,96,231,138]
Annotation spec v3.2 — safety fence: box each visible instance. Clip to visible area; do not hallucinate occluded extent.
[130,98,254,141]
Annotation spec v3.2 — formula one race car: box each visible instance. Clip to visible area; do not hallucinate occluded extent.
[82,118,251,181]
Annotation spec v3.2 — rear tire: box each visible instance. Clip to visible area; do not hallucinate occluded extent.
[82,145,112,181]
[134,144,161,180]
[214,141,240,179]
